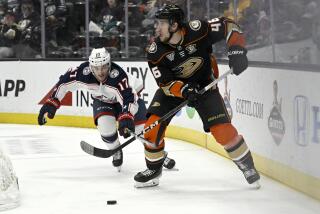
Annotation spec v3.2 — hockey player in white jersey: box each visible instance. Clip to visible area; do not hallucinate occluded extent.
[37,48,175,171]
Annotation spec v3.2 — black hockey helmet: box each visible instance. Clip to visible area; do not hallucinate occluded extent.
[155,4,185,27]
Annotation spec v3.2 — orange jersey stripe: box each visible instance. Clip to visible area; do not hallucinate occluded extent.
[210,55,219,78]
[160,80,184,97]
[227,31,246,47]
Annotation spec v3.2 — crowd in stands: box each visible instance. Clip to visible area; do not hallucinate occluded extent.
[238,0,320,63]
[0,0,184,58]
[0,0,319,64]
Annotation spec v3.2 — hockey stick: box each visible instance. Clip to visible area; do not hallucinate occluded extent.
[127,130,158,148]
[80,68,233,158]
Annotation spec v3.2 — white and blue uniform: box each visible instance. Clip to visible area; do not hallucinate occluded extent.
[50,61,147,150]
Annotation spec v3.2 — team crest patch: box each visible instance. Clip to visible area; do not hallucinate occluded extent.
[83,66,91,75]
[186,44,197,54]
[148,42,157,53]
[166,52,175,61]
[189,20,201,31]
[109,69,119,78]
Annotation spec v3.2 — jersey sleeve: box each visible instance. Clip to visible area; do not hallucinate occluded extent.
[148,61,174,86]
[206,17,246,48]
[148,61,184,98]
[113,71,139,116]
[126,71,144,95]
[50,66,82,101]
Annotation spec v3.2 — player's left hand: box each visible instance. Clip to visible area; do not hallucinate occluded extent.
[118,113,135,138]
[227,45,248,75]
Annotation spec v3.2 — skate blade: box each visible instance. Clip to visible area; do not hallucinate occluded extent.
[163,168,179,171]
[251,180,261,189]
[116,166,121,172]
[134,178,159,188]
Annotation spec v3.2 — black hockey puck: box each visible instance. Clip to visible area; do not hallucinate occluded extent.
[107,200,117,205]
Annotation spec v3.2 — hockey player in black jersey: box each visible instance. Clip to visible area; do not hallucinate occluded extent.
[134,4,260,188]
[37,47,175,172]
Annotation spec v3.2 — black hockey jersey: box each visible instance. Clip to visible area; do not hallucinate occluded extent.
[147,17,245,97]
[50,61,142,115]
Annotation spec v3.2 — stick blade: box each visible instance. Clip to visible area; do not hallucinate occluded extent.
[80,140,95,156]
[80,141,113,158]
[80,137,137,159]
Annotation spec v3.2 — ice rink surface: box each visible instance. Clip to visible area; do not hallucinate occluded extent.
[0,124,319,214]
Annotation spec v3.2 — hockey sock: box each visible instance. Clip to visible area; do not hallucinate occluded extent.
[145,141,165,170]
[225,137,255,171]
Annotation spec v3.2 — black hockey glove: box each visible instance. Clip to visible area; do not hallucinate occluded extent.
[181,82,201,107]
[38,98,60,125]
[118,112,135,138]
[227,45,248,75]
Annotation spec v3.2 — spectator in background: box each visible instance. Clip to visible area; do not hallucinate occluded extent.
[256,10,270,45]
[238,6,259,46]
[97,0,124,33]
[0,2,16,58]
[7,0,19,16]
[0,0,5,20]
[311,2,320,49]
[45,0,67,49]
[140,0,159,31]
[189,0,207,20]
[302,1,319,44]
[11,0,41,58]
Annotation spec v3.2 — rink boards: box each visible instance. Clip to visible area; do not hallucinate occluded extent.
[0,60,319,201]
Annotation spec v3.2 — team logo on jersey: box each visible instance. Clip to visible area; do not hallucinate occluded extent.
[189,20,201,31]
[148,42,157,53]
[166,52,175,61]
[173,57,203,78]
[83,66,91,75]
[178,51,186,58]
[109,69,119,78]
[186,44,197,55]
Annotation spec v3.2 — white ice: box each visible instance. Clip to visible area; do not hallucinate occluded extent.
[0,124,319,214]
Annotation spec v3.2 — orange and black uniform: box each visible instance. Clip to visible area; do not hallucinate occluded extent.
[144,18,250,171]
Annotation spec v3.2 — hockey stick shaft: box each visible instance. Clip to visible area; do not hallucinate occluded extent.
[136,68,233,137]
[80,68,233,158]
[127,130,158,148]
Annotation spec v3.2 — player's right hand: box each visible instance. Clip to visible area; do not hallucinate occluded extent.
[181,82,200,107]
[37,98,60,125]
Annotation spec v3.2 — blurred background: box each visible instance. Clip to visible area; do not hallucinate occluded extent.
[0,0,319,68]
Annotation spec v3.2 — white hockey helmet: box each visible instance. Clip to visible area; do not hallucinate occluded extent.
[89,48,111,67]
[89,48,111,82]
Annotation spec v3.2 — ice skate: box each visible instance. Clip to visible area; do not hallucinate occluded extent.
[112,150,123,172]
[163,156,176,170]
[242,167,261,189]
[134,167,162,188]
[163,151,176,170]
